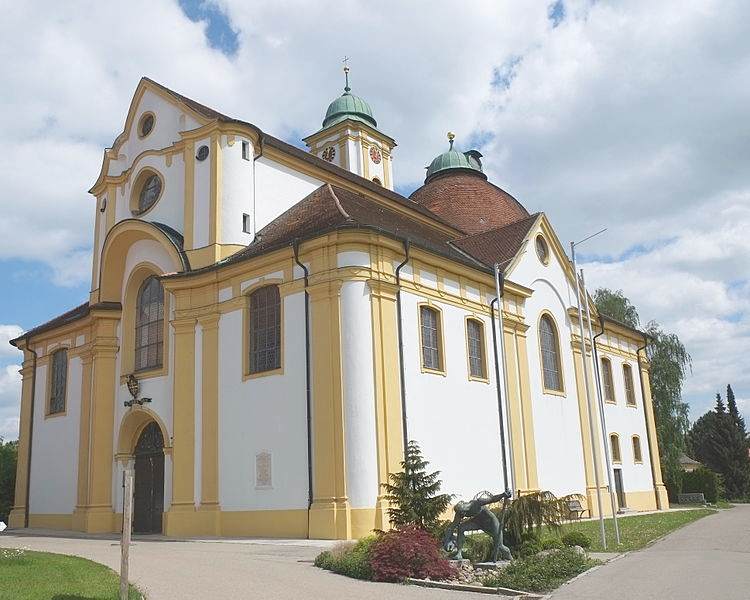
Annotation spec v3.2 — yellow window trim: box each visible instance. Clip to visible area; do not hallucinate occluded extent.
[136,111,156,140]
[417,301,446,376]
[623,363,637,406]
[610,432,622,464]
[601,356,617,404]
[632,434,644,464]
[465,315,489,383]
[129,166,165,217]
[46,346,70,418]
[537,311,565,395]
[242,280,285,381]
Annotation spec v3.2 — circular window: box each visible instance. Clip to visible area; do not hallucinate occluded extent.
[322,146,336,162]
[133,171,163,214]
[535,235,549,265]
[196,145,209,161]
[138,113,155,138]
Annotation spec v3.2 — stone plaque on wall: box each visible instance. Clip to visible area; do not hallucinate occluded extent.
[255,451,272,488]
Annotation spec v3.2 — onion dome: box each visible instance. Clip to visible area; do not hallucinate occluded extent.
[410,133,529,235]
[321,65,377,129]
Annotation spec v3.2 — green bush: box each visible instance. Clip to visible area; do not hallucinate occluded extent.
[313,535,378,580]
[540,537,564,550]
[561,531,591,549]
[681,467,723,503]
[517,538,542,558]
[461,533,493,563]
[481,547,599,593]
[0,438,18,524]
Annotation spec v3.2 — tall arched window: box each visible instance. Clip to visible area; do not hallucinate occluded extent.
[632,435,643,463]
[466,318,486,379]
[420,305,443,372]
[135,276,164,372]
[623,364,636,406]
[48,348,68,415]
[249,285,281,374]
[539,314,563,392]
[610,433,622,463]
[601,357,615,403]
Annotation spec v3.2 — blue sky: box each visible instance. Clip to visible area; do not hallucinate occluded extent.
[1,0,749,439]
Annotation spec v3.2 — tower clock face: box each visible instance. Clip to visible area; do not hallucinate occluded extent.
[369,146,382,164]
[322,146,336,162]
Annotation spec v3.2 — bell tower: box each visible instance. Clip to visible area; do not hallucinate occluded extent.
[303,62,396,190]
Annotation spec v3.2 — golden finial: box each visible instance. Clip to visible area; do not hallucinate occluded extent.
[447,131,455,149]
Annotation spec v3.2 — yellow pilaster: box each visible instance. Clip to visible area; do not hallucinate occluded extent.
[198,313,221,534]
[72,349,93,531]
[308,274,350,539]
[183,140,195,251]
[368,279,405,531]
[640,361,669,509]
[8,349,35,529]
[503,326,528,492]
[82,311,120,532]
[164,314,197,535]
[513,328,539,491]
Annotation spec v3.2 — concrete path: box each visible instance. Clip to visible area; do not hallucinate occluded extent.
[551,504,750,600]
[0,531,481,600]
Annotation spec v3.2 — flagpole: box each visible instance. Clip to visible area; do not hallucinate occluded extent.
[571,241,607,550]
[581,268,621,544]
[494,263,516,497]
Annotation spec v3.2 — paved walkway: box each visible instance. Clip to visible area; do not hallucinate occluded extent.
[0,531,479,600]
[551,504,750,600]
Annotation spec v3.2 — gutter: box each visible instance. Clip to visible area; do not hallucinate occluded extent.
[490,296,510,494]
[23,344,37,529]
[395,240,411,452]
[292,240,313,519]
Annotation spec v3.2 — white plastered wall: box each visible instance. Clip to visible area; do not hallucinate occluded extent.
[218,292,308,511]
[220,135,254,246]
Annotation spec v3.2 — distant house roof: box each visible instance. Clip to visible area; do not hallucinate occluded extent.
[679,454,702,467]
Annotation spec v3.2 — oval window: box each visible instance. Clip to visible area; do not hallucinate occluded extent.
[139,113,154,138]
[137,173,162,213]
[535,235,549,265]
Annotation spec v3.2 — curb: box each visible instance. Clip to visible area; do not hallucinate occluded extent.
[406,578,543,598]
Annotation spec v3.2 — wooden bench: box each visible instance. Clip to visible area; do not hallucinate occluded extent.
[567,499,588,521]
[677,492,706,505]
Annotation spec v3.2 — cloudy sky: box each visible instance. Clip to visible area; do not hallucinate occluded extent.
[1,0,748,439]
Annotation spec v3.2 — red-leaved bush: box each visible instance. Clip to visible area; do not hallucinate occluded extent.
[370,526,456,583]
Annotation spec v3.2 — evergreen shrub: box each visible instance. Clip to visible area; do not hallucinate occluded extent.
[681,467,723,503]
[561,531,592,549]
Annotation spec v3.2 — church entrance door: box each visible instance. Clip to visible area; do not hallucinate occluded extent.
[133,421,164,534]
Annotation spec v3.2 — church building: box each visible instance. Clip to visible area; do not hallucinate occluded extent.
[8,73,669,539]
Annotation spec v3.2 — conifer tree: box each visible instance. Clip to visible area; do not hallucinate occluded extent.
[727,384,746,431]
[383,440,452,531]
[715,392,726,414]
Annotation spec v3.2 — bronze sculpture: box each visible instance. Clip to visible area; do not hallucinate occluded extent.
[442,490,512,562]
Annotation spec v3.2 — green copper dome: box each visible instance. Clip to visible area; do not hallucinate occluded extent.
[425,134,484,183]
[322,89,377,129]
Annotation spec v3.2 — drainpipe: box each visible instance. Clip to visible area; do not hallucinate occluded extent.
[636,336,661,508]
[395,240,410,453]
[490,298,510,495]
[292,241,313,516]
[23,342,38,529]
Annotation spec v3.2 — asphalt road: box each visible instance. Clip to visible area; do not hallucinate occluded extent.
[551,504,750,600]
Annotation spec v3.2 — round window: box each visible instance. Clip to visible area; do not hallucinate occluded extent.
[137,173,162,213]
[535,235,549,264]
[139,113,154,138]
[196,145,209,161]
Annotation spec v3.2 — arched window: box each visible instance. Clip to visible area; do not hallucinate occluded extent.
[539,314,563,392]
[420,305,443,371]
[48,348,68,415]
[623,364,636,406]
[135,276,164,372]
[610,433,621,463]
[632,435,643,463]
[249,285,281,374]
[601,357,615,403]
[466,318,486,379]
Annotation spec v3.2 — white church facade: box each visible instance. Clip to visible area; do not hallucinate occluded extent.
[8,76,668,539]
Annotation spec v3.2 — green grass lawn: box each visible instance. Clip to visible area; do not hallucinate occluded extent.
[0,548,143,600]
[561,508,716,552]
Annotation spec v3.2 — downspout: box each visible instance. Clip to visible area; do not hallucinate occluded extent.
[395,240,410,453]
[490,298,510,495]
[292,241,313,521]
[636,335,661,507]
[23,342,38,529]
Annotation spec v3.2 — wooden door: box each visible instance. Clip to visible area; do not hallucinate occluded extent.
[614,468,626,509]
[133,422,164,534]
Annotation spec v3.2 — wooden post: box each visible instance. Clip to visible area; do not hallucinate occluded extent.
[120,468,134,600]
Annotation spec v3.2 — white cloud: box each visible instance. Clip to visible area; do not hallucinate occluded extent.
[0,364,22,441]
[1,0,749,424]
[0,326,24,360]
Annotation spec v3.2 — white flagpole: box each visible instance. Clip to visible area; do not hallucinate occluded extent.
[120,468,134,600]
[581,268,621,544]
[571,242,607,550]
[494,263,516,497]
